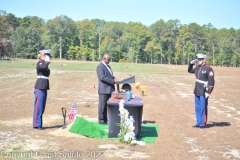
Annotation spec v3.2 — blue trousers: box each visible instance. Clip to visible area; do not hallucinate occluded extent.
[33,89,47,128]
[194,95,208,127]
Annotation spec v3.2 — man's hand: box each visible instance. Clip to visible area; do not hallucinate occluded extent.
[114,78,119,83]
[190,59,198,64]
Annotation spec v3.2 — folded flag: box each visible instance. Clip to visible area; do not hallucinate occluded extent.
[68,102,77,123]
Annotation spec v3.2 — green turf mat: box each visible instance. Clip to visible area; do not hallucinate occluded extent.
[138,125,159,143]
[69,117,108,138]
[69,117,158,143]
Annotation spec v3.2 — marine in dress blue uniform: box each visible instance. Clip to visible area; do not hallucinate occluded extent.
[188,54,215,128]
[33,49,51,130]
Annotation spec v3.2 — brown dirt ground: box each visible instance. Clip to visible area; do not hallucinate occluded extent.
[0,64,240,160]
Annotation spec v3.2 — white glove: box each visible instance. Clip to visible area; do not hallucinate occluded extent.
[205,92,209,98]
[190,59,198,64]
[45,55,50,62]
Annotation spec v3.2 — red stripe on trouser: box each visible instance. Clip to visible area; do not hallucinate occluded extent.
[34,90,40,127]
[204,109,206,123]
[203,102,207,125]
[204,105,207,123]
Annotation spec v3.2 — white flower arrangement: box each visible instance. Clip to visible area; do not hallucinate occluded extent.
[117,100,145,145]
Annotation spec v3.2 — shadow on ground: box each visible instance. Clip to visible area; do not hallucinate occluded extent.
[206,121,231,128]
[44,125,63,129]
[142,120,156,124]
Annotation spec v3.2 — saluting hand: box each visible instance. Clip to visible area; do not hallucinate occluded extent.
[45,55,50,62]
[190,59,198,64]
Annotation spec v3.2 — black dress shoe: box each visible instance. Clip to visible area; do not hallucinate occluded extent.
[33,127,45,130]
[192,125,199,128]
[99,121,108,125]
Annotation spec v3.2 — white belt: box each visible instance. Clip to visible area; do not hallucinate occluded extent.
[196,79,207,86]
[37,75,49,79]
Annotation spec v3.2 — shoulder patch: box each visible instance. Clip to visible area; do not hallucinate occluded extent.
[209,71,214,77]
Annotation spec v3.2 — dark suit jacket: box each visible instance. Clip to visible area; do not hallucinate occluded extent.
[96,62,115,94]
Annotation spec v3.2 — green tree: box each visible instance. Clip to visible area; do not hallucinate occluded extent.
[103,22,125,62]
[12,27,26,58]
[123,22,150,63]
[184,40,195,63]
[0,11,20,59]
[76,19,96,60]
[12,16,43,58]
[144,39,159,64]
[216,28,234,66]
[206,27,218,65]
[174,38,182,64]
[91,19,106,59]
[44,15,77,59]
[188,23,206,54]
[25,26,41,59]
[149,19,169,64]
[179,25,190,64]
[165,19,180,64]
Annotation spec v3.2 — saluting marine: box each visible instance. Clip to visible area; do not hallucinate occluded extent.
[188,54,215,128]
[33,49,51,130]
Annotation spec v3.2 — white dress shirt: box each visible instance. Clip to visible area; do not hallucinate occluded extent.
[101,61,113,75]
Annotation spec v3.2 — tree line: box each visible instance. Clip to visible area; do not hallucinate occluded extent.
[0,10,240,66]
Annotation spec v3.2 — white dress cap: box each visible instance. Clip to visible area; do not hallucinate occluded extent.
[197,54,207,59]
[39,49,51,54]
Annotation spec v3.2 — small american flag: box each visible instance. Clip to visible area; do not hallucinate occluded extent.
[68,102,77,123]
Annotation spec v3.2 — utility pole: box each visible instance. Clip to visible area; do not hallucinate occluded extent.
[96,24,105,59]
[212,43,215,66]
[98,34,101,59]
[151,51,153,64]
[60,37,62,59]
[213,52,215,66]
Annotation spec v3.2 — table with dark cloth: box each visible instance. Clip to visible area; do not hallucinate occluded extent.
[107,98,143,138]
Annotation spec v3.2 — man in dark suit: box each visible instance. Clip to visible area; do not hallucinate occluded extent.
[96,54,118,124]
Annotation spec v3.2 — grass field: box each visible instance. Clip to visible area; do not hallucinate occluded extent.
[0,59,177,73]
[0,60,240,160]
